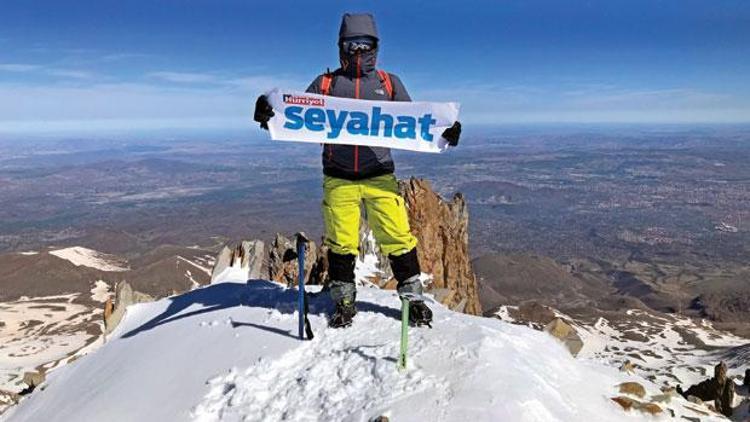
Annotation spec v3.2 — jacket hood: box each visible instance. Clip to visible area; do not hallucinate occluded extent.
[338,13,379,41]
[338,13,379,76]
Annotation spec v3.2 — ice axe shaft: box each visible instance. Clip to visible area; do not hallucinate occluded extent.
[398,297,409,371]
[296,232,313,340]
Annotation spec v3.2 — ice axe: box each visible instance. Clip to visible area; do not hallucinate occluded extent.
[397,292,431,371]
[295,232,314,341]
[397,292,424,371]
[398,295,410,371]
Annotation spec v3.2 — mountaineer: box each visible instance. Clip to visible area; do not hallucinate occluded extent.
[254,13,461,328]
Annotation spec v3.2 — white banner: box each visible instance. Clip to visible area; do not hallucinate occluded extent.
[265,88,460,153]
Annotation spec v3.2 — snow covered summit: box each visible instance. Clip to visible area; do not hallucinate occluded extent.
[6,272,651,422]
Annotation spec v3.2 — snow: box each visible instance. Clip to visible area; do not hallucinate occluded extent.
[90,280,111,303]
[573,310,749,388]
[17,251,38,256]
[49,247,129,272]
[674,317,747,348]
[491,303,750,418]
[354,253,380,284]
[0,295,101,394]
[354,231,382,285]
[493,305,517,323]
[3,273,717,422]
[177,255,212,276]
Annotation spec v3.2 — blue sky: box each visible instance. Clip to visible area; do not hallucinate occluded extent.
[1,0,749,134]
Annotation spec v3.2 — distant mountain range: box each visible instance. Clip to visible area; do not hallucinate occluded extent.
[1,127,749,418]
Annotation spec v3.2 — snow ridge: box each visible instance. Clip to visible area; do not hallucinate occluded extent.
[5,276,664,422]
[191,285,634,421]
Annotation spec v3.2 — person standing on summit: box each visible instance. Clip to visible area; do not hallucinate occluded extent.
[254,13,461,328]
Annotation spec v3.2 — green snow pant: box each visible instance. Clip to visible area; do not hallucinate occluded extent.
[322,174,421,304]
[322,174,418,257]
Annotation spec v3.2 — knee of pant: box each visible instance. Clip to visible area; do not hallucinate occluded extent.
[388,247,421,283]
[325,239,359,256]
[368,205,417,256]
[377,234,417,257]
[322,206,360,256]
[327,250,356,283]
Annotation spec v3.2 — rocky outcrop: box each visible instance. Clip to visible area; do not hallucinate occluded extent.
[677,361,736,417]
[268,233,318,286]
[610,396,663,415]
[103,297,114,324]
[717,380,735,417]
[239,240,265,279]
[20,372,45,395]
[308,243,329,285]
[208,179,482,315]
[543,318,584,356]
[611,382,665,415]
[211,246,233,282]
[104,281,154,335]
[509,301,556,328]
[618,382,646,398]
[619,360,636,374]
[211,240,265,282]
[400,178,482,315]
[0,390,19,412]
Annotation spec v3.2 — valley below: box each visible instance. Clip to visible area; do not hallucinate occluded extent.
[1,125,749,418]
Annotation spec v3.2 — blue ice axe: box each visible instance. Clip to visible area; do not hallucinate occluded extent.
[295,232,314,340]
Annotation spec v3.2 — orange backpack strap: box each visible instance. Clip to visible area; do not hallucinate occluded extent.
[377,69,394,100]
[320,73,333,96]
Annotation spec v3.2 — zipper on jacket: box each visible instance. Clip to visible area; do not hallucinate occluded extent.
[354,53,361,174]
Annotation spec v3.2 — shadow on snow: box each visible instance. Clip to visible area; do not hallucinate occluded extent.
[120,280,402,339]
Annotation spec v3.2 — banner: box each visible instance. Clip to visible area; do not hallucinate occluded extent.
[265,88,460,153]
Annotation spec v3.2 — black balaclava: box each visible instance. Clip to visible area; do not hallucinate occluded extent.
[338,13,379,76]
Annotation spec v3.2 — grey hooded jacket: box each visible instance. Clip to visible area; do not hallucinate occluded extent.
[306,13,411,180]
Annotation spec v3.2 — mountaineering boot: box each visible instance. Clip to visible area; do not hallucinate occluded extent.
[390,249,432,327]
[327,251,357,328]
[329,298,357,328]
[408,300,433,327]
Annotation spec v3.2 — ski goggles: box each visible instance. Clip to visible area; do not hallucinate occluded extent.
[340,37,376,54]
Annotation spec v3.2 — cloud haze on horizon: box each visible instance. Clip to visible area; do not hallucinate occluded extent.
[1,0,749,135]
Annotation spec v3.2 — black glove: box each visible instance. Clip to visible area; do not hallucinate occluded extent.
[442,121,461,146]
[253,95,275,130]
